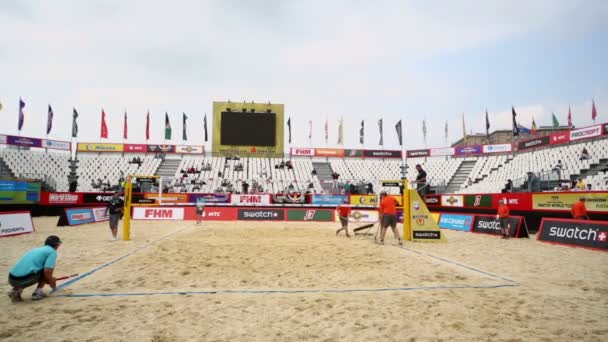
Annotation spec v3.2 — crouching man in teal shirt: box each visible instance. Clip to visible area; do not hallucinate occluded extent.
[7,235,62,302]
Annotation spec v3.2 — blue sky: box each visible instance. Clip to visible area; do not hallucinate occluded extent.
[0,0,606,151]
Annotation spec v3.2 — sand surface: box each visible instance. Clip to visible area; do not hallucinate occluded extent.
[0,217,607,342]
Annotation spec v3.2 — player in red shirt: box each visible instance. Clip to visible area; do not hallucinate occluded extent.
[496,198,510,239]
[335,204,351,237]
[378,191,402,245]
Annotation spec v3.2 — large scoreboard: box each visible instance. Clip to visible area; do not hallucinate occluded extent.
[212,101,284,156]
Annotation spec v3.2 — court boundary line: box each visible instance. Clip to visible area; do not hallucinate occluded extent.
[56,231,519,298]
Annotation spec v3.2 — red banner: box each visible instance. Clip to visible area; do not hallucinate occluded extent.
[549,131,570,145]
[124,144,147,152]
[183,207,238,221]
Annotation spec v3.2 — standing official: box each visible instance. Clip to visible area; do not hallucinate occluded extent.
[378,191,402,245]
[496,199,511,239]
[105,192,124,241]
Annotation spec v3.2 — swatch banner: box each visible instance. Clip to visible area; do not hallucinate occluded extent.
[472,215,525,238]
[570,125,602,141]
[549,132,570,145]
[363,150,402,158]
[482,144,512,154]
[6,136,43,148]
[42,139,71,151]
[290,148,315,156]
[187,193,230,204]
[517,136,550,150]
[537,218,608,251]
[455,145,482,156]
[77,143,124,152]
[147,144,175,153]
[315,148,344,157]
[430,147,455,157]
[406,149,430,158]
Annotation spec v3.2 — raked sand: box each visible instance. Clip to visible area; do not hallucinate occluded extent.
[0,217,607,341]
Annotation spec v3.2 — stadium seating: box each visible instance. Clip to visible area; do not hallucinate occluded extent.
[76,153,161,192]
[0,149,71,191]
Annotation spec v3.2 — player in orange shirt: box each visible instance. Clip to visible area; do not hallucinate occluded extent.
[571,197,589,220]
[335,204,352,237]
[378,191,402,245]
[496,198,511,239]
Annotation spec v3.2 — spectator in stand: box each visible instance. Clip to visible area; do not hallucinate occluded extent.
[467,177,473,186]
[311,169,317,176]
[242,181,249,194]
[552,160,563,179]
[413,164,428,196]
[502,179,513,193]
[586,184,592,191]
[496,199,511,239]
[571,197,589,220]
[575,178,586,190]
[335,204,352,237]
[217,171,223,178]
[580,147,591,161]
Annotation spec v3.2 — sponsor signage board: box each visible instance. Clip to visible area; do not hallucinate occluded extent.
[0,211,35,238]
[441,195,464,207]
[344,149,363,157]
[132,207,185,220]
[430,147,455,157]
[408,190,446,242]
[363,150,402,158]
[471,215,525,238]
[492,193,533,211]
[549,132,570,145]
[42,139,71,151]
[123,144,147,152]
[65,208,95,225]
[82,193,117,204]
[238,208,284,221]
[0,180,40,204]
[143,193,188,204]
[290,148,315,156]
[147,145,175,153]
[77,143,124,152]
[6,136,43,148]
[48,192,80,205]
[406,149,430,158]
[464,195,493,208]
[0,134,6,144]
[350,195,378,206]
[273,193,306,204]
[188,193,230,204]
[517,136,550,150]
[230,194,271,205]
[176,145,204,154]
[532,192,608,212]
[287,209,333,221]
[347,210,379,223]
[455,145,482,156]
[537,218,608,251]
[311,194,348,205]
[438,213,474,231]
[570,125,602,141]
[381,182,401,187]
[92,207,109,222]
[423,195,440,206]
[482,144,512,154]
[315,148,344,157]
[182,207,238,221]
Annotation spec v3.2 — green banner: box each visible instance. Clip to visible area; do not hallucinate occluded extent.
[287,209,333,221]
[464,194,493,208]
[344,149,363,157]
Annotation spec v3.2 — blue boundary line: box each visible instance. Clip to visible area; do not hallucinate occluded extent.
[56,230,519,298]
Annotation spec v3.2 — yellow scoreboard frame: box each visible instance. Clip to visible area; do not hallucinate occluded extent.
[212,101,285,156]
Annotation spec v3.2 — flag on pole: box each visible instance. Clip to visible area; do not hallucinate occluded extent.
[359,120,364,144]
[511,107,519,136]
[203,114,208,142]
[46,105,54,135]
[100,109,108,138]
[485,109,490,140]
[567,106,572,128]
[324,118,328,143]
[592,100,597,122]
[337,117,343,145]
[422,119,427,145]
[145,111,150,141]
[123,111,128,139]
[517,124,531,135]
[287,117,291,144]
[462,113,467,145]
[531,118,537,134]
[164,112,172,140]
[18,98,25,131]
[444,121,448,140]
[378,118,383,146]
[308,120,312,140]
[71,108,79,138]
[0,101,3,111]
[395,120,403,146]
[552,113,559,127]
[182,113,188,141]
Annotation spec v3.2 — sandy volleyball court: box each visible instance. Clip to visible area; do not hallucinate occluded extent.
[1,217,607,341]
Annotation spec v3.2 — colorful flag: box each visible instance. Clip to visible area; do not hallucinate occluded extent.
[18,98,25,131]
[567,106,572,127]
[592,100,597,121]
[462,113,467,145]
[324,118,328,143]
[287,117,291,144]
[511,107,519,136]
[182,113,188,141]
[485,109,490,139]
[359,120,364,144]
[378,118,383,146]
[395,120,403,146]
[552,113,559,127]
[100,109,108,138]
[203,113,208,142]
[337,117,343,145]
[517,124,530,135]
[422,119,427,145]
[123,111,128,139]
[71,108,79,138]
[145,111,150,141]
[46,105,54,135]
[164,112,172,140]
[531,118,537,134]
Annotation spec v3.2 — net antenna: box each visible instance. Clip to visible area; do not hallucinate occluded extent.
[123,174,161,241]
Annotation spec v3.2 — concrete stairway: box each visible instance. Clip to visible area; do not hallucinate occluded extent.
[312,162,335,193]
[445,160,476,193]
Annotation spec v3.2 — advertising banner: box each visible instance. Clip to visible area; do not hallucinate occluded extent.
[7,136,43,148]
[42,139,71,151]
[532,192,608,212]
[230,194,271,205]
[82,193,118,204]
[238,208,284,221]
[549,132,570,145]
[65,208,95,225]
[0,211,35,238]
[570,125,602,141]
[123,144,147,153]
[147,145,175,153]
[455,145,482,156]
[348,210,379,223]
[441,195,464,207]
[183,207,238,221]
[311,194,348,205]
[406,149,430,158]
[0,180,41,204]
[290,148,315,156]
[471,214,526,238]
[482,144,512,154]
[92,207,109,222]
[176,145,204,154]
[77,143,124,152]
[430,147,455,157]
[438,213,474,231]
[408,190,446,242]
[273,193,306,204]
[423,195,441,206]
[132,207,184,220]
[493,193,533,211]
[605,123,608,135]
[47,192,81,205]
[517,136,550,150]
[344,149,363,157]
[315,148,344,157]
[0,134,6,144]
[363,150,402,158]
[143,193,189,204]
[464,194,493,208]
[537,218,607,251]
[188,193,230,204]
[287,209,334,221]
[350,195,378,206]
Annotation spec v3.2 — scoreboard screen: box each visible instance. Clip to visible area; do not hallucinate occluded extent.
[220,112,276,146]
